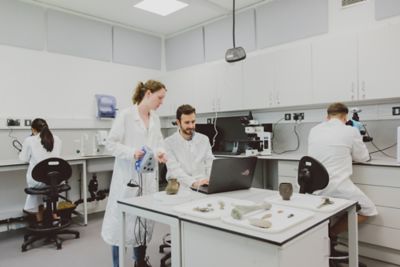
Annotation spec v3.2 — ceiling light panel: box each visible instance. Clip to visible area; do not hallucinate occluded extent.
[134,0,188,16]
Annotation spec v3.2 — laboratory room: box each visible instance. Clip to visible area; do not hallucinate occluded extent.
[1,0,400,267]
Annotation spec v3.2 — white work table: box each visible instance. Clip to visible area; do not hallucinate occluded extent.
[0,154,114,225]
[117,188,359,267]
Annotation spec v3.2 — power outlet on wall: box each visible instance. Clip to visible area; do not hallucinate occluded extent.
[284,113,291,121]
[392,106,400,116]
[293,113,304,121]
[7,118,20,127]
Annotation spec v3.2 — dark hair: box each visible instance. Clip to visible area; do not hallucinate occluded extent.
[132,80,166,104]
[31,118,54,152]
[327,102,349,116]
[176,104,196,121]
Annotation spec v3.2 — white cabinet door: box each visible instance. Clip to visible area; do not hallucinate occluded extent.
[274,44,312,107]
[193,63,219,114]
[216,61,244,112]
[312,34,358,103]
[359,24,400,100]
[242,52,275,109]
[159,68,195,116]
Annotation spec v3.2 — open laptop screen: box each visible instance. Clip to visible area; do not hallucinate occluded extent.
[194,157,257,194]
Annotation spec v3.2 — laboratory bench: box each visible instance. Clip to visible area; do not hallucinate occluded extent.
[0,154,114,229]
[213,152,400,265]
[117,188,359,267]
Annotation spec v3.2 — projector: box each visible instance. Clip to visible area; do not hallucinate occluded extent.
[225,47,246,63]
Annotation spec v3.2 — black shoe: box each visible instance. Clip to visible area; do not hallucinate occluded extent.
[134,256,152,267]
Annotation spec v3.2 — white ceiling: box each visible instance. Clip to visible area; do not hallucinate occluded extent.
[27,0,268,36]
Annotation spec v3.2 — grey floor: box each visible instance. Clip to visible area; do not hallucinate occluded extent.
[0,212,398,267]
[0,212,170,267]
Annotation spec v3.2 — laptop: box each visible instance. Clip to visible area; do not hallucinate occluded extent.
[192,157,257,194]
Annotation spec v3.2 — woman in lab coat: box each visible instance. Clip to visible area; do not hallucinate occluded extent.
[101,80,167,267]
[19,118,62,212]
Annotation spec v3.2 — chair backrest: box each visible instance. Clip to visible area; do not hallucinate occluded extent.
[297,156,329,194]
[32,157,72,186]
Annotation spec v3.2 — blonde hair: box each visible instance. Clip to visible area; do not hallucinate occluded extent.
[132,80,166,104]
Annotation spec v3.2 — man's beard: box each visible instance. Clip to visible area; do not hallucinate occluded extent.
[181,128,194,137]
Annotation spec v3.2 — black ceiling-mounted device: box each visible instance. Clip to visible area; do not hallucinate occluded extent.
[225,0,246,63]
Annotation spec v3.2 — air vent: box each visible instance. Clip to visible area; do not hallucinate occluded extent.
[342,0,366,7]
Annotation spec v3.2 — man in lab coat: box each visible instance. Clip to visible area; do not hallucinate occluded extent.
[308,102,377,241]
[164,104,215,188]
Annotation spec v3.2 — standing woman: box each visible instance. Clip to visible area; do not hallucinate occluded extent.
[19,118,62,212]
[101,80,167,267]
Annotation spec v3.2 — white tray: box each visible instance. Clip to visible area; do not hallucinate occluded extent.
[173,197,254,219]
[265,193,349,213]
[221,205,314,233]
[153,190,193,205]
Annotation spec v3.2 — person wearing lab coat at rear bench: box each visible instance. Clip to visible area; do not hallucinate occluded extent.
[308,102,377,247]
[101,80,167,267]
[19,118,62,212]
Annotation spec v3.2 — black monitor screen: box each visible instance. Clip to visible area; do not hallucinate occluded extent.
[215,116,248,142]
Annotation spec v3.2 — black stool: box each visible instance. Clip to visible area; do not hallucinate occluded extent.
[22,158,79,252]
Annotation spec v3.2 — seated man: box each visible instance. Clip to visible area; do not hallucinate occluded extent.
[308,102,377,246]
[164,104,214,189]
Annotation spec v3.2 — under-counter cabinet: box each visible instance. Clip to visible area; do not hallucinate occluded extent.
[181,219,329,267]
[351,164,400,265]
[277,160,300,193]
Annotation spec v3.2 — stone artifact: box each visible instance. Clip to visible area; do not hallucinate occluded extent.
[165,178,180,195]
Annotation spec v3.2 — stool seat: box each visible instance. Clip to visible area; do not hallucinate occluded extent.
[24,183,70,195]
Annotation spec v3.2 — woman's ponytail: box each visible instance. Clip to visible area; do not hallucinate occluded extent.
[31,118,54,152]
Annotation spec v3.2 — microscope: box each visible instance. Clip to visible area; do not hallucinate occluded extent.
[240,112,272,156]
[346,108,373,142]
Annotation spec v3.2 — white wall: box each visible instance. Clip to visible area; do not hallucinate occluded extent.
[0,44,161,122]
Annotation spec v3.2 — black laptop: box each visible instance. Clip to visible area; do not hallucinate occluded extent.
[192,157,257,194]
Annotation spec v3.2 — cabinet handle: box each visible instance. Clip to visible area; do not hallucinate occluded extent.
[351,82,355,100]
[361,81,366,99]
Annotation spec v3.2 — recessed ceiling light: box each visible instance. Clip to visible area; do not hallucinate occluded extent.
[134,0,188,16]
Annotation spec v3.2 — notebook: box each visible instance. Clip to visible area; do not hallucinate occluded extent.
[192,157,257,194]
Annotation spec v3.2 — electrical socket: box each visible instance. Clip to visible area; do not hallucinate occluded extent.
[392,106,400,116]
[7,118,20,127]
[284,113,291,120]
[293,113,304,121]
[24,119,32,126]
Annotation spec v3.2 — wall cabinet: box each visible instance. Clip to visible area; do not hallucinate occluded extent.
[273,44,312,107]
[242,53,274,110]
[158,67,199,117]
[358,23,400,101]
[312,33,358,103]
[312,24,400,104]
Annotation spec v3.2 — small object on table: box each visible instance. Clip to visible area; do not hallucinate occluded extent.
[317,197,334,209]
[165,178,180,195]
[248,218,272,229]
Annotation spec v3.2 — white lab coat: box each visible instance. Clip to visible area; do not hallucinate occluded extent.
[308,118,377,216]
[19,134,62,211]
[164,131,214,187]
[101,105,165,246]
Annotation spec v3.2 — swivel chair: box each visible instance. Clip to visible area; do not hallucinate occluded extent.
[158,163,171,267]
[22,158,80,252]
[297,156,366,267]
